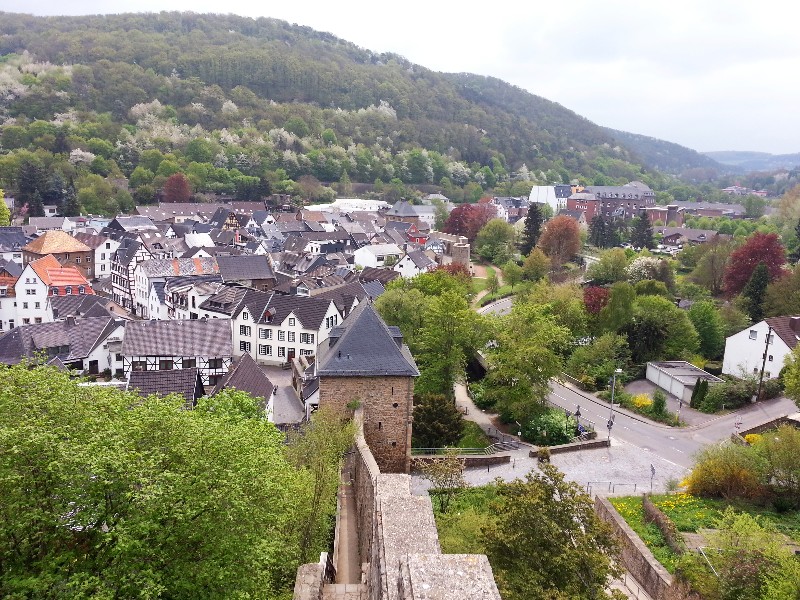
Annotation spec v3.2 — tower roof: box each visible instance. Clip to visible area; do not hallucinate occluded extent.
[316,301,418,377]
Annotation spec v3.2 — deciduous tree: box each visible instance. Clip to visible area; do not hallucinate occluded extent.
[442,203,496,243]
[501,260,522,291]
[475,218,515,263]
[522,248,550,281]
[723,232,786,296]
[537,214,580,267]
[688,300,726,359]
[162,172,192,203]
[587,248,629,284]
[484,465,621,600]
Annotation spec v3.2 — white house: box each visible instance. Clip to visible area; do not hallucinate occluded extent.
[353,243,402,269]
[722,316,799,379]
[14,255,94,327]
[394,250,436,278]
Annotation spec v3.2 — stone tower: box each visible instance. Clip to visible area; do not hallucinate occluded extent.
[315,300,419,473]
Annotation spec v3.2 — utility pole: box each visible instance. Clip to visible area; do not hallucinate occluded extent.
[755,325,773,403]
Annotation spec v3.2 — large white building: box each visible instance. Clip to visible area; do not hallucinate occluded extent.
[722,316,799,379]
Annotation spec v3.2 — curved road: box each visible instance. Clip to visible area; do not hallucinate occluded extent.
[479,297,799,470]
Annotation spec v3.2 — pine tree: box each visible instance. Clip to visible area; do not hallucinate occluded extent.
[791,218,800,263]
[742,262,770,322]
[630,211,654,249]
[589,215,606,247]
[520,202,543,255]
[27,190,45,218]
[62,180,81,217]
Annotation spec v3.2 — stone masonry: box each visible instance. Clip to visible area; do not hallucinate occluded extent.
[320,376,413,474]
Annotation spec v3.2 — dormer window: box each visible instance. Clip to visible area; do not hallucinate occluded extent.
[65,287,72,295]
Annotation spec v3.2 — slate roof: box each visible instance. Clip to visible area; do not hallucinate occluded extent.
[315,280,375,317]
[121,319,232,357]
[128,368,205,405]
[386,200,419,218]
[0,316,119,365]
[261,294,335,329]
[0,258,22,277]
[212,353,274,406]
[28,216,67,230]
[359,267,400,285]
[316,301,418,377]
[137,257,219,278]
[765,316,800,350]
[23,230,91,254]
[0,227,28,252]
[72,232,110,250]
[217,255,275,281]
[108,216,158,232]
[50,295,116,319]
[403,250,436,270]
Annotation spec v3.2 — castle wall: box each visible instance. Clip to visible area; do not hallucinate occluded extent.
[319,376,414,474]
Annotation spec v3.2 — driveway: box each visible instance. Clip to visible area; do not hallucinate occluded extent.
[260,364,306,425]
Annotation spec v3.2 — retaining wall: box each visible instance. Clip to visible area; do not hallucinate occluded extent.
[594,496,673,600]
[530,438,609,457]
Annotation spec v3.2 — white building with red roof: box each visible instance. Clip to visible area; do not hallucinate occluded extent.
[13,254,94,326]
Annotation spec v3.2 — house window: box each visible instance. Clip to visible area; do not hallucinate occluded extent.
[243,312,249,320]
[34,302,40,309]
[159,359,173,371]
[768,355,774,361]
[288,332,295,342]
[240,325,251,336]
[86,256,91,262]
[288,317,296,326]
[183,358,196,369]
[132,360,146,371]
[208,358,223,369]
[300,333,315,344]
[300,349,313,356]
[26,288,34,295]
[208,375,222,386]
[278,330,285,341]
[76,257,81,264]
[66,287,72,295]
[278,347,286,358]
[22,302,28,309]
[259,328,272,339]
[767,334,774,345]
[749,330,757,340]
[34,317,42,324]
[258,344,272,356]
[78,286,85,295]
[240,341,251,352]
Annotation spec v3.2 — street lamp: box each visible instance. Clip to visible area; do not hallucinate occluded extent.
[564,408,572,439]
[609,368,623,422]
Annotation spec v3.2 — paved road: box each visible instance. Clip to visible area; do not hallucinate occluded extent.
[549,379,798,469]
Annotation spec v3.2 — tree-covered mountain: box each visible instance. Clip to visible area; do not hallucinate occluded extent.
[604,128,733,176]
[0,11,688,214]
[703,151,800,172]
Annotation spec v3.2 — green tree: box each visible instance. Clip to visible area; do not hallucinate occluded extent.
[740,261,770,322]
[501,260,523,291]
[0,188,9,226]
[484,465,621,600]
[565,333,631,391]
[537,214,581,267]
[374,287,428,349]
[418,449,466,514]
[430,197,449,230]
[0,363,336,599]
[630,211,654,249]
[62,179,81,217]
[522,248,550,281]
[587,248,629,284]
[412,393,465,448]
[415,291,490,398]
[690,237,735,296]
[624,295,700,362]
[485,269,500,297]
[475,218,516,264]
[285,406,356,564]
[519,203,543,255]
[688,300,726,359]
[599,281,636,333]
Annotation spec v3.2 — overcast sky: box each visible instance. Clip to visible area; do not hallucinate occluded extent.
[6,0,799,155]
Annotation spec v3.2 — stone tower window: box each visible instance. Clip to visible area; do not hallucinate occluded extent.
[392,402,398,408]
[378,422,382,430]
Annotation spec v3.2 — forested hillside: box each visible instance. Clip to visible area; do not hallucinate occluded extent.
[0,11,699,215]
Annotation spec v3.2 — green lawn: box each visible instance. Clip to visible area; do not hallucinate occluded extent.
[433,485,499,556]
[458,421,491,449]
[609,493,800,574]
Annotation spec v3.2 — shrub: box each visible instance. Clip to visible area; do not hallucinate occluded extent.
[468,381,495,410]
[685,443,766,500]
[652,390,667,416]
[632,394,653,409]
[744,433,763,445]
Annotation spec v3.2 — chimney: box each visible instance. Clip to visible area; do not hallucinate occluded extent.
[790,317,800,334]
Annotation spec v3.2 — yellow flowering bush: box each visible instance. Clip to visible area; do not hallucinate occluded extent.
[632,394,653,409]
[744,433,762,445]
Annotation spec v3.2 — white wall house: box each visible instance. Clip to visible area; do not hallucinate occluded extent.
[230,293,342,366]
[722,317,798,379]
[353,243,402,269]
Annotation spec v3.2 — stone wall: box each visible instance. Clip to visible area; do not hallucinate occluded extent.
[595,496,673,600]
[294,409,502,600]
[530,437,608,457]
[740,413,800,436]
[320,376,414,474]
[410,454,510,470]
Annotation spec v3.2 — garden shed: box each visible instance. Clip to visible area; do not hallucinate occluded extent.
[645,361,722,404]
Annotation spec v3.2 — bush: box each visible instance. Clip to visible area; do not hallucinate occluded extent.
[744,433,763,445]
[632,394,653,409]
[698,378,756,413]
[468,381,495,410]
[652,390,667,416]
[523,408,575,445]
[685,443,766,500]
